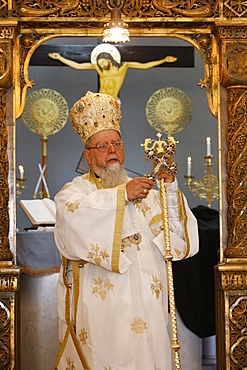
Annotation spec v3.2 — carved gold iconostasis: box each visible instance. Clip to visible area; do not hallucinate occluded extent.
[0,0,247,369]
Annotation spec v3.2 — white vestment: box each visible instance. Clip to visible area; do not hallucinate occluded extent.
[54,172,199,370]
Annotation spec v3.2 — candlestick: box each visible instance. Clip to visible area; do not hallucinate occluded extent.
[17,165,27,196]
[187,156,192,176]
[206,137,211,156]
[184,154,219,207]
[19,165,24,179]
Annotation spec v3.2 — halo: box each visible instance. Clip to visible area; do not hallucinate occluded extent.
[146,87,193,135]
[22,88,69,137]
[90,43,121,64]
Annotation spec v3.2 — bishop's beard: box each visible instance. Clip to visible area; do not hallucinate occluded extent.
[100,162,128,188]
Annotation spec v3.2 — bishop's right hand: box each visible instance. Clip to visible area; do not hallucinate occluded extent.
[126,177,155,201]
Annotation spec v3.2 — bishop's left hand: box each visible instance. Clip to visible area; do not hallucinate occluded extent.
[157,172,175,183]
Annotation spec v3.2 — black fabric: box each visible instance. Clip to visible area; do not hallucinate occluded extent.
[173,205,219,338]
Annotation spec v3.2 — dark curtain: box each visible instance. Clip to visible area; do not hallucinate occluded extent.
[173,205,219,338]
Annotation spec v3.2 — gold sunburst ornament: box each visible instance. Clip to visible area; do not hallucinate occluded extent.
[23,88,69,136]
[22,88,69,197]
[146,87,193,135]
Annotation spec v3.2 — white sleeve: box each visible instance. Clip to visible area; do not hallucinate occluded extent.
[152,178,199,260]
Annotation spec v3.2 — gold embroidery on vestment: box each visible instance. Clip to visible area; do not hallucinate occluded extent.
[66,357,75,370]
[130,317,147,334]
[134,200,151,216]
[79,328,88,345]
[84,172,126,273]
[92,277,114,301]
[111,184,126,272]
[121,233,142,252]
[121,237,131,251]
[149,214,163,236]
[87,244,110,266]
[59,183,70,193]
[66,200,80,213]
[150,275,163,299]
[151,227,161,236]
[174,247,184,258]
[84,171,105,189]
[149,213,162,226]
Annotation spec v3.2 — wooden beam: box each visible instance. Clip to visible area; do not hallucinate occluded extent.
[30,45,194,67]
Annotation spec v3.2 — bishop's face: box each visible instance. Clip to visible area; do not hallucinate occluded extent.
[84,129,125,176]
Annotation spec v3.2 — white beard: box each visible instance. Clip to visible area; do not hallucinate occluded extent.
[100,162,128,188]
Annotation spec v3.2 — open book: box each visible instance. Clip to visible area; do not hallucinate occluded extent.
[19,198,56,226]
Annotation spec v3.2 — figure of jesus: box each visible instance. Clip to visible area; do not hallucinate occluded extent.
[49,43,177,100]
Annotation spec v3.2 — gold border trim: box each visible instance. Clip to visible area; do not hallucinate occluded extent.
[111,184,126,273]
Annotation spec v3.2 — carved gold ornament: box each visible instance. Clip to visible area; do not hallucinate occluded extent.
[146,87,193,135]
[0,1,245,368]
[22,88,68,137]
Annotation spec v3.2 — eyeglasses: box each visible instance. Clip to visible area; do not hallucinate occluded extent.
[87,140,125,152]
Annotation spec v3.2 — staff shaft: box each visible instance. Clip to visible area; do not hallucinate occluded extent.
[160,178,181,370]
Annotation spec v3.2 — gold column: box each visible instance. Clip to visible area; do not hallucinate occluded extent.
[0,26,21,369]
[216,27,247,370]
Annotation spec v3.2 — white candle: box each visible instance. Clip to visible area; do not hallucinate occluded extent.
[206,137,211,156]
[19,165,24,179]
[187,156,192,176]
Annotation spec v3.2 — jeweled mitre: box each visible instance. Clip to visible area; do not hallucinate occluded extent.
[70,91,122,144]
